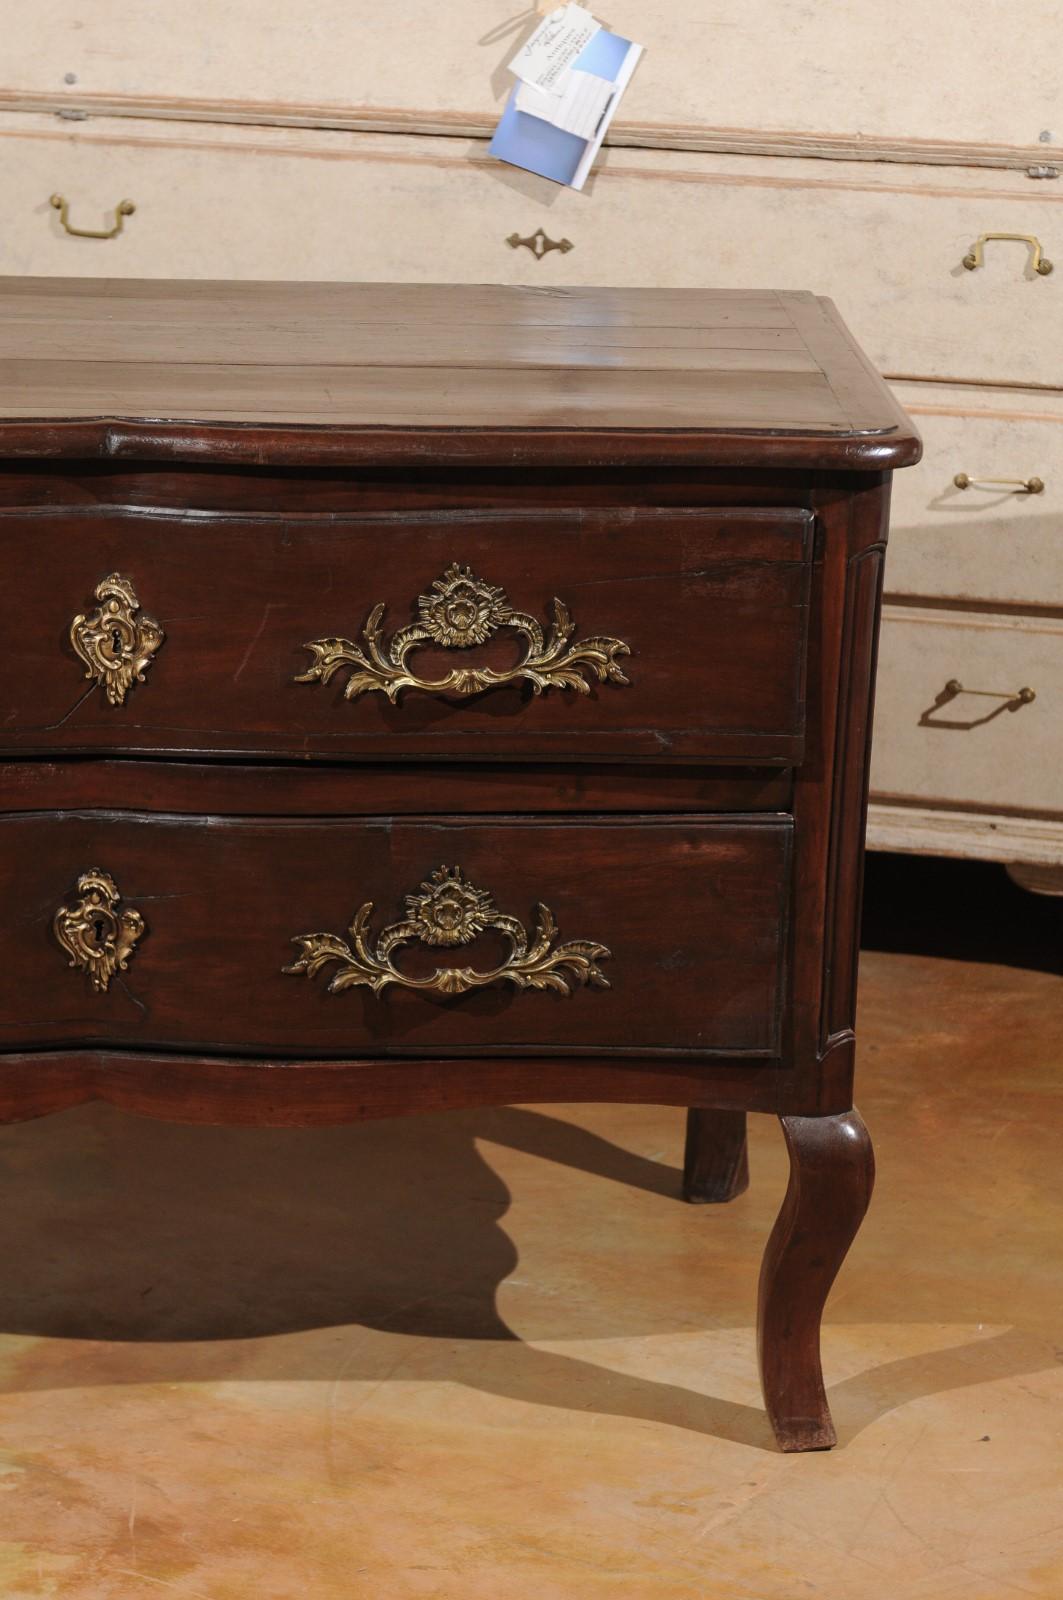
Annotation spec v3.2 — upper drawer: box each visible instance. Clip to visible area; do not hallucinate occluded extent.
[886,383,1063,606]
[5,118,1061,387]
[3,505,813,763]
[5,1,1059,159]
[7,813,791,1058]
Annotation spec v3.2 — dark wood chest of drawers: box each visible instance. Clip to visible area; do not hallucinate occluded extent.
[0,278,919,1451]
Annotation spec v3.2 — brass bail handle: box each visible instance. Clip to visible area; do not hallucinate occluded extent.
[945,678,1036,705]
[295,562,630,705]
[50,193,135,240]
[285,864,611,998]
[962,232,1053,275]
[953,472,1045,494]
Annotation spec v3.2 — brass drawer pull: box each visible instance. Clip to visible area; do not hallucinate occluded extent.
[70,574,165,706]
[54,869,145,993]
[296,562,630,704]
[507,226,573,259]
[50,193,135,240]
[944,678,1036,705]
[961,232,1053,275]
[285,864,611,998]
[953,473,1045,494]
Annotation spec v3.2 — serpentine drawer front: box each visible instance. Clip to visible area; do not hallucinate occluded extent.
[8,814,791,1057]
[0,279,920,1455]
[1,506,812,763]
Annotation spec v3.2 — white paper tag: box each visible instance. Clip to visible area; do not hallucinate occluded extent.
[514,69,614,139]
[508,4,601,95]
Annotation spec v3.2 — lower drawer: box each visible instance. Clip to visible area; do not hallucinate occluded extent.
[870,606,1063,814]
[9,814,791,1058]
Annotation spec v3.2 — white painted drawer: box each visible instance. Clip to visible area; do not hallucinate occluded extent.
[4,118,1062,386]
[886,384,1063,606]
[4,0,1061,161]
[870,607,1063,816]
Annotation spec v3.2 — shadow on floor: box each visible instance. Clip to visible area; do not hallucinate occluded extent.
[3,1098,1056,1452]
[862,852,1061,974]
[3,1105,686,1347]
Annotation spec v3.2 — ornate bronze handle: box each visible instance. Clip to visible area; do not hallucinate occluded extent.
[507,227,573,259]
[53,869,145,992]
[962,233,1053,275]
[295,562,630,704]
[953,472,1045,494]
[944,678,1036,705]
[70,574,165,705]
[50,193,135,239]
[285,864,610,997]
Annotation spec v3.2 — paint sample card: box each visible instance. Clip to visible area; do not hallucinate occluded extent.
[490,10,644,191]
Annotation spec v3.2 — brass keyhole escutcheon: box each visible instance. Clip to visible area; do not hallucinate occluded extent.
[53,870,145,993]
[69,573,165,705]
[506,227,574,260]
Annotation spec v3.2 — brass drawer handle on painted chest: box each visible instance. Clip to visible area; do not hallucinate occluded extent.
[506,226,573,259]
[944,677,1036,705]
[961,233,1053,275]
[295,563,631,704]
[50,194,136,240]
[53,870,145,993]
[953,472,1045,494]
[285,864,611,997]
[70,574,165,705]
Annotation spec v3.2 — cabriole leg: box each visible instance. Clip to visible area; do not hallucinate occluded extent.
[757,1109,874,1451]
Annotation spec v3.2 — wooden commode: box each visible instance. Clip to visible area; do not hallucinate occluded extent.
[0,278,920,1452]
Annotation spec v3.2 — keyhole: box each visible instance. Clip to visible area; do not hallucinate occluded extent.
[111,627,123,655]
[92,916,107,946]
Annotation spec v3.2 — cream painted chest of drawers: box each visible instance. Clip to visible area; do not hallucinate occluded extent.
[2,0,1062,887]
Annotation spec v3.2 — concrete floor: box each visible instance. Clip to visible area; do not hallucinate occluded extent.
[1,926,1062,1595]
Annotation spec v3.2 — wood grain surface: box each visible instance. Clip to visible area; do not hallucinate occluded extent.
[0,280,920,469]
